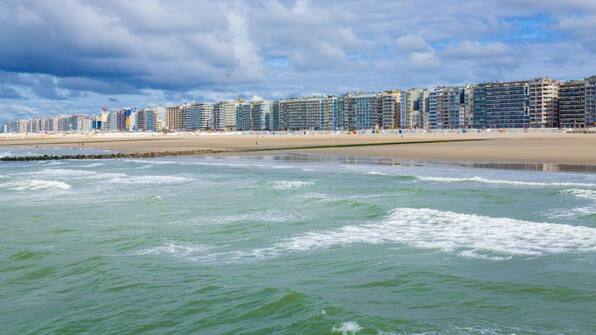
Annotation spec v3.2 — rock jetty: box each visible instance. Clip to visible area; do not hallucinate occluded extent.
[0,149,225,161]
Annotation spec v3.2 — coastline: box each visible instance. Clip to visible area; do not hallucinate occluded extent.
[1,132,596,167]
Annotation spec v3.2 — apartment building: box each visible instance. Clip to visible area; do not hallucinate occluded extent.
[559,80,586,128]
[528,77,560,128]
[213,101,237,131]
[482,81,528,128]
[165,106,184,131]
[278,96,326,130]
[236,102,252,131]
[380,91,401,129]
[587,76,596,128]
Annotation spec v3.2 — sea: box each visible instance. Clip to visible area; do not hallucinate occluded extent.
[1,147,595,334]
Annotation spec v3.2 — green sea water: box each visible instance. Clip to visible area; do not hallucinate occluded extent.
[1,152,595,334]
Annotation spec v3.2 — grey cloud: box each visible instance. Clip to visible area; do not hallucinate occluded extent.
[395,35,432,53]
[1,0,596,121]
[0,86,25,99]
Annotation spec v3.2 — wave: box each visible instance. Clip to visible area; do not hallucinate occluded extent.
[16,168,126,179]
[270,180,314,190]
[108,175,193,185]
[562,188,596,201]
[545,189,596,219]
[207,210,305,224]
[129,208,596,264]
[278,208,596,260]
[332,321,362,335]
[7,169,194,188]
[365,171,390,176]
[416,176,596,188]
[134,242,210,257]
[0,179,71,191]
[127,158,316,172]
[78,163,104,168]
[0,151,12,158]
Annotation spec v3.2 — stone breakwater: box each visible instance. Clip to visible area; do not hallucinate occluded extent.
[0,149,225,161]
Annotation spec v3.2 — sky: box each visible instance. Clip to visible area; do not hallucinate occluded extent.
[1,0,596,121]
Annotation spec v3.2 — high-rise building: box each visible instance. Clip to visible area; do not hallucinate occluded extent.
[138,108,157,131]
[473,84,487,128]
[430,86,464,129]
[528,77,560,128]
[251,100,270,130]
[236,102,252,131]
[400,89,418,129]
[154,107,166,131]
[213,101,237,131]
[278,96,328,130]
[586,75,596,128]
[398,89,431,129]
[460,84,474,128]
[428,90,437,129]
[344,93,379,130]
[106,112,117,131]
[559,80,586,128]
[380,91,401,129]
[483,81,528,128]
[417,89,431,129]
[321,96,343,131]
[269,100,280,131]
[165,106,184,131]
[182,103,212,130]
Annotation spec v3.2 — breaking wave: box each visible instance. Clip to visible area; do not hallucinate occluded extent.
[134,242,210,257]
[416,176,596,188]
[332,321,362,334]
[16,168,126,179]
[279,208,596,260]
[137,208,596,264]
[0,179,71,191]
[108,175,193,184]
[562,188,596,201]
[270,180,314,190]
[546,189,596,219]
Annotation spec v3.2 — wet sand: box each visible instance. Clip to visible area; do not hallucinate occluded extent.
[1,132,595,165]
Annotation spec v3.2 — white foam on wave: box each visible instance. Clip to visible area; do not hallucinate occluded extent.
[16,168,126,179]
[0,151,13,158]
[416,175,596,188]
[79,163,104,168]
[205,210,305,224]
[126,159,179,165]
[546,189,596,219]
[279,208,596,260]
[332,321,362,335]
[0,179,71,191]
[365,171,390,176]
[41,161,64,166]
[108,175,193,185]
[127,158,317,172]
[270,180,314,190]
[562,188,596,201]
[134,242,210,257]
[130,208,596,264]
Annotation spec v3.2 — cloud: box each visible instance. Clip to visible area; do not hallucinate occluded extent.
[0,0,263,91]
[442,41,509,59]
[1,0,596,121]
[0,86,24,99]
[396,35,432,52]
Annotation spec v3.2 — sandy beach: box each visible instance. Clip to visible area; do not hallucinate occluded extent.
[1,132,595,165]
